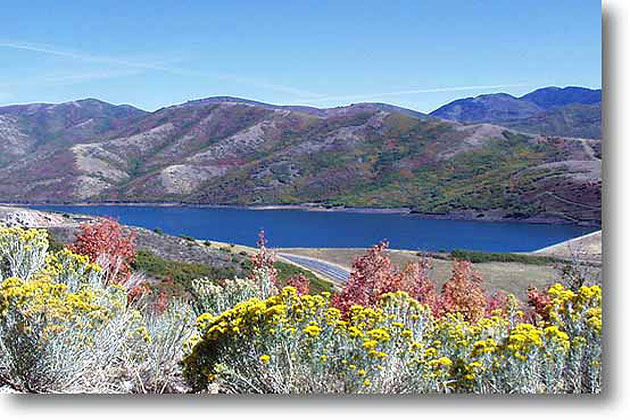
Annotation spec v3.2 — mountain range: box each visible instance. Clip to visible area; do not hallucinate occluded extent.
[430,86,601,139]
[0,86,601,224]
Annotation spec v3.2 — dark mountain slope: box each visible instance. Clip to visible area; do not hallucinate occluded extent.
[498,104,601,140]
[430,86,601,139]
[430,93,540,123]
[520,86,601,109]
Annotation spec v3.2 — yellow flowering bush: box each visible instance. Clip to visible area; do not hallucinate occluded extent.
[0,228,194,393]
[184,284,602,394]
[0,252,138,392]
[545,283,602,392]
[184,288,437,393]
[0,228,49,281]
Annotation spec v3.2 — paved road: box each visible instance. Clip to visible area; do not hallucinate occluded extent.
[278,253,350,284]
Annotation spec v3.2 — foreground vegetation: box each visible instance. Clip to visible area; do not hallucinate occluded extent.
[0,222,601,394]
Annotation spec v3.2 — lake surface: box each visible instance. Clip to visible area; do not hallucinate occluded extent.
[31,205,597,252]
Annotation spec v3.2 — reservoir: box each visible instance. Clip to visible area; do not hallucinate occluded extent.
[31,205,597,252]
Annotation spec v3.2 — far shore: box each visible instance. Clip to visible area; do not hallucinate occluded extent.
[3,201,411,214]
[0,201,600,227]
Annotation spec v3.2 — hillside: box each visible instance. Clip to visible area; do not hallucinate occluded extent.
[0,91,601,225]
[0,99,146,166]
[430,86,601,139]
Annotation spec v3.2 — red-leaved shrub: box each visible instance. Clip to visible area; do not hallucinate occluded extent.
[439,260,487,322]
[287,274,310,296]
[70,218,136,285]
[332,241,441,316]
[399,257,440,312]
[527,286,552,322]
[332,241,400,314]
[248,230,278,286]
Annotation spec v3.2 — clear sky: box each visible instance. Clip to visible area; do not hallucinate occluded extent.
[0,0,601,112]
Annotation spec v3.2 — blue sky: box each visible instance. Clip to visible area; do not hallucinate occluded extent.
[0,0,601,112]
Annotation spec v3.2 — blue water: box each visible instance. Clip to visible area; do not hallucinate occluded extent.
[31,205,597,252]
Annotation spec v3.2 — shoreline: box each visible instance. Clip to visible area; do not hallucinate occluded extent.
[3,201,410,214]
[1,201,600,227]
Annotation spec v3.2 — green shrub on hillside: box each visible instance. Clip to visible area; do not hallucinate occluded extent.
[132,249,240,293]
[450,249,556,265]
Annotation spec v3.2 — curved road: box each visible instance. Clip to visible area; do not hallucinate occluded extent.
[278,253,350,284]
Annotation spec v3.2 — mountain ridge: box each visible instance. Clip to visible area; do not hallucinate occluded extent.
[0,87,601,225]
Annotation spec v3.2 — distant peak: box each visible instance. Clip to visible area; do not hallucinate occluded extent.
[476,92,518,100]
[520,86,601,109]
[181,96,275,108]
[76,97,106,104]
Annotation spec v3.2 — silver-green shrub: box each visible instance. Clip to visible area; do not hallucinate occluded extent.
[0,228,194,393]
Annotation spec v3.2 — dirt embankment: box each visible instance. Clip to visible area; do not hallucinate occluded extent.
[0,205,73,228]
[530,230,602,263]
